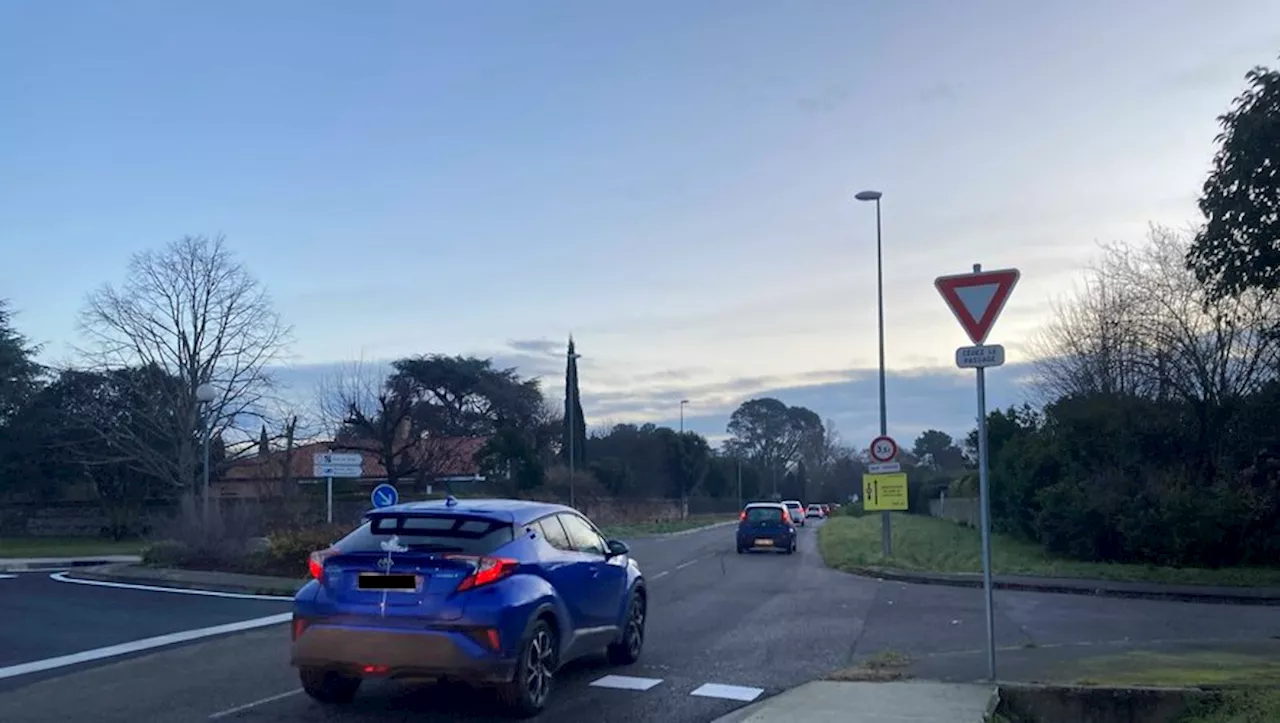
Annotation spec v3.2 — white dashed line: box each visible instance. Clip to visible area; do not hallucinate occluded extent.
[208,689,303,719]
[691,683,765,702]
[590,674,664,691]
[0,574,15,580]
[675,559,697,570]
[49,572,294,601]
[0,612,291,680]
[651,570,670,580]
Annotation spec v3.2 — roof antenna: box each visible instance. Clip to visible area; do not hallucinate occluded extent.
[445,494,458,507]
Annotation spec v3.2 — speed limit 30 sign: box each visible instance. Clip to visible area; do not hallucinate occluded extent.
[869,435,899,463]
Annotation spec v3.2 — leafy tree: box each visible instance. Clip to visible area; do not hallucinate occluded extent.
[725,398,825,494]
[660,430,711,507]
[0,300,43,425]
[912,429,965,470]
[392,354,544,436]
[561,338,586,468]
[1186,59,1280,301]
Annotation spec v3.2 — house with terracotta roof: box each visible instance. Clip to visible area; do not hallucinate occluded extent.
[218,434,488,499]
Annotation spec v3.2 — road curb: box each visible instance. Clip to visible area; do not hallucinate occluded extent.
[647,520,737,539]
[64,564,302,597]
[850,566,1280,606]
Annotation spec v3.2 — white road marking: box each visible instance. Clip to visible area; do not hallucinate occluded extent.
[690,683,765,702]
[208,688,303,719]
[0,612,292,680]
[49,572,294,601]
[0,574,15,579]
[651,571,670,580]
[589,674,664,691]
[675,559,697,570]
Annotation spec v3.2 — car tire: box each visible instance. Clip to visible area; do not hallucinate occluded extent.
[299,668,361,705]
[736,545,745,554]
[607,589,646,665]
[785,543,795,555]
[498,617,558,718]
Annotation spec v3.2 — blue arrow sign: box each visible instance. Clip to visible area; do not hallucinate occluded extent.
[371,483,399,509]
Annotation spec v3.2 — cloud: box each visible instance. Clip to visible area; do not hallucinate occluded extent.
[267,340,1039,453]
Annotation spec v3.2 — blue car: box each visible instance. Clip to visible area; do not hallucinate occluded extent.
[291,496,647,717]
[736,502,796,554]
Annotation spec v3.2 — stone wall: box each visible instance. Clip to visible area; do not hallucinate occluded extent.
[927,495,980,528]
[0,493,738,538]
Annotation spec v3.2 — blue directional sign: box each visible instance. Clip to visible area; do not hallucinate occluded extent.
[371,483,399,509]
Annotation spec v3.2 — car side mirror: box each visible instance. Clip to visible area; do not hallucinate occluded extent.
[605,539,630,558]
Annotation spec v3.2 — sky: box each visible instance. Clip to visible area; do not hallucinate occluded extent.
[3,1,1279,449]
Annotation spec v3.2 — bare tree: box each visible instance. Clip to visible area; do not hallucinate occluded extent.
[77,235,290,496]
[1032,224,1280,421]
[1030,256,1151,402]
[317,360,474,487]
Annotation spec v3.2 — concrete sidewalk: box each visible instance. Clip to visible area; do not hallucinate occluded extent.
[712,681,997,722]
[0,555,141,572]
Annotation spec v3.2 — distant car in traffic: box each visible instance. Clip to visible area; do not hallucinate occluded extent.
[806,503,825,519]
[782,500,807,526]
[291,496,647,717]
[736,502,796,554]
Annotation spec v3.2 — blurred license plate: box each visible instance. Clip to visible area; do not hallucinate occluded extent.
[358,574,418,590]
[754,538,774,546]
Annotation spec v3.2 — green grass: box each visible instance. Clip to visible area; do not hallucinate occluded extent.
[0,536,148,559]
[599,515,735,539]
[1180,690,1280,723]
[1054,650,1280,688]
[817,513,1280,587]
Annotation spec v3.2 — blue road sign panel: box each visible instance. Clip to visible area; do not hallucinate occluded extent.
[371,483,399,509]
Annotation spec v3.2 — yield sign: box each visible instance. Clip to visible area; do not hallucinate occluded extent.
[934,268,1021,345]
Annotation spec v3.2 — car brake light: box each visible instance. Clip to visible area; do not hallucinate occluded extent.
[739,510,747,521]
[447,555,519,592]
[308,547,338,579]
[292,616,308,641]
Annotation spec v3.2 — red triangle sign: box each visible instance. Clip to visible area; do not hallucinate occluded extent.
[934,268,1021,345]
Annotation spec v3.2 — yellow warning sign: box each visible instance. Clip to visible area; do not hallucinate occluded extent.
[862,473,909,511]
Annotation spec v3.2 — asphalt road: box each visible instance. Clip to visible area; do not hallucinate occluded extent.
[2,519,1279,723]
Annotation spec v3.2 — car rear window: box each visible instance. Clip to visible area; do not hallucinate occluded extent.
[744,506,784,522]
[785,502,801,510]
[335,514,515,555]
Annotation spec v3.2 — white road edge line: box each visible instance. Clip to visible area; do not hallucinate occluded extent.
[589,674,664,691]
[0,612,292,681]
[674,559,697,570]
[690,683,764,702]
[49,572,294,601]
[208,688,303,719]
[651,570,669,580]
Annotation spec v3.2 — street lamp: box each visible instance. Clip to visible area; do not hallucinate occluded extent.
[195,382,217,530]
[567,349,582,509]
[854,189,892,557]
[679,399,689,434]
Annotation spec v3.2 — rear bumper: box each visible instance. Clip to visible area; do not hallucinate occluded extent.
[737,532,794,549]
[291,622,516,684]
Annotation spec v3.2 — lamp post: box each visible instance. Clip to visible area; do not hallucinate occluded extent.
[678,399,690,519]
[567,349,582,509]
[854,189,892,557]
[195,383,217,531]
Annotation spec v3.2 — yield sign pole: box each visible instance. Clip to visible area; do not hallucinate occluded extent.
[934,263,1020,683]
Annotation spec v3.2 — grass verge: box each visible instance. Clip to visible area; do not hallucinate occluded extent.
[0,536,147,558]
[1044,649,1280,723]
[817,513,1280,587]
[599,515,735,539]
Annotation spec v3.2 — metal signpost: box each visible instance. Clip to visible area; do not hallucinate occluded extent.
[371,483,399,509]
[864,435,907,533]
[313,452,364,523]
[934,264,1020,682]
